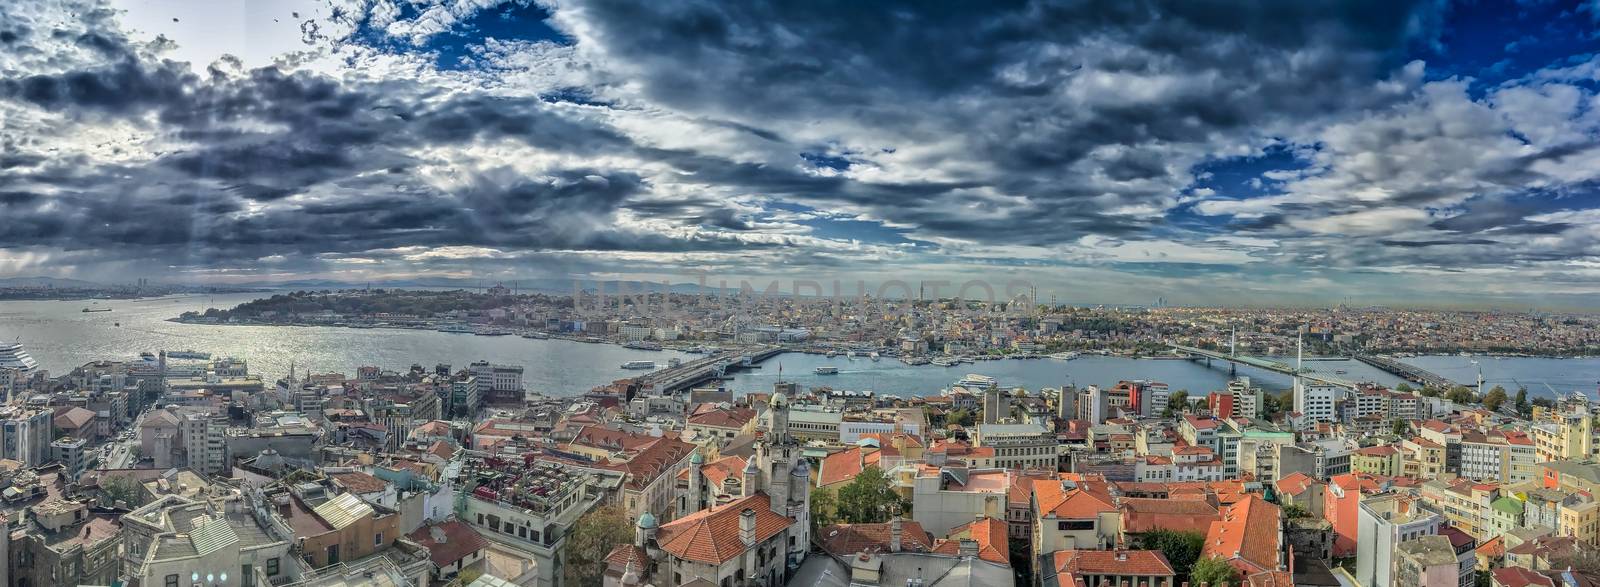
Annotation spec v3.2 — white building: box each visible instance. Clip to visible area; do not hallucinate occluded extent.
[0,407,53,467]
[182,412,228,475]
[1295,379,1340,423]
[469,361,524,392]
[1227,377,1263,419]
[1356,494,1444,587]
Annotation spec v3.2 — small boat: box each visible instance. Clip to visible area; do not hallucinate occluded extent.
[870,352,881,361]
[621,361,656,370]
[931,357,958,367]
[1335,369,1349,374]
[846,350,859,359]
[815,366,839,375]
[826,350,838,358]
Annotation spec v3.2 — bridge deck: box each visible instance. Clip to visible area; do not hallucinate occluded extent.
[1165,343,1357,389]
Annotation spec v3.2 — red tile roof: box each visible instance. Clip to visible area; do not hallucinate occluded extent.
[656,493,793,564]
[1120,497,1221,535]
[677,455,748,493]
[1492,566,1557,587]
[1275,472,1316,496]
[931,517,1009,566]
[818,520,934,556]
[330,471,389,495]
[1203,494,1283,576]
[688,407,756,429]
[819,447,867,487]
[1034,479,1116,519]
[407,520,488,567]
[1051,549,1175,579]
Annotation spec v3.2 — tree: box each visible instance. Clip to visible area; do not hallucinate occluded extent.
[1445,386,1477,405]
[1391,419,1409,436]
[1282,503,1311,520]
[1515,387,1530,415]
[1483,386,1509,412]
[810,487,838,531]
[101,474,145,508]
[1420,386,1443,398]
[1133,530,1205,579]
[836,465,900,523]
[1191,555,1240,587]
[948,408,976,427]
[561,504,634,587]
[1396,382,1413,393]
[1164,390,1190,418]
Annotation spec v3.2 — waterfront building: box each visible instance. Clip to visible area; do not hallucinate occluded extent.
[0,406,54,467]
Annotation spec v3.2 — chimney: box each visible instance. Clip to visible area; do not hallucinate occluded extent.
[889,517,903,552]
[739,508,757,546]
[956,538,978,558]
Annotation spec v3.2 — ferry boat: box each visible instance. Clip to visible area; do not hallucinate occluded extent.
[474,328,512,336]
[955,373,998,388]
[1049,351,1080,361]
[81,307,112,313]
[165,350,212,360]
[520,332,550,339]
[620,361,656,370]
[815,366,839,375]
[624,341,663,351]
[437,324,474,334]
[930,357,959,367]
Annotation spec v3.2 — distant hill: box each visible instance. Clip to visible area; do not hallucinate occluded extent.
[0,276,110,288]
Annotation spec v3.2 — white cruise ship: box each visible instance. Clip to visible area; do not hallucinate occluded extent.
[0,342,39,373]
[954,373,997,388]
[620,360,656,370]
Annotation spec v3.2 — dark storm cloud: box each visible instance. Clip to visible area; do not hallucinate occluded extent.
[552,0,1443,247]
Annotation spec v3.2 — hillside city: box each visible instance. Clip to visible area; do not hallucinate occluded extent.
[0,294,1596,587]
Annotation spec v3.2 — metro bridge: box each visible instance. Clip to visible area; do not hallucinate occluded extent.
[1165,342,1360,389]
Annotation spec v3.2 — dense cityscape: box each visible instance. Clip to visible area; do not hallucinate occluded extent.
[6,0,1600,585]
[0,288,1596,587]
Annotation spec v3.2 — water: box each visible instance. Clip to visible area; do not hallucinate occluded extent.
[5,295,1600,398]
[733,353,1410,397]
[0,294,687,395]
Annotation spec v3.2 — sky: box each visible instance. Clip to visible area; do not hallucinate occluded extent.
[1,0,1599,309]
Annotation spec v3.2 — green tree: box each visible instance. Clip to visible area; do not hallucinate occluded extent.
[948,408,976,427]
[1133,530,1205,579]
[1191,555,1240,587]
[1396,382,1413,393]
[1164,390,1190,418]
[810,487,838,532]
[1391,419,1409,436]
[1515,387,1529,415]
[1420,386,1443,398]
[1282,503,1311,520]
[101,474,145,507]
[836,466,900,523]
[561,505,634,587]
[1445,386,1477,405]
[1483,386,1508,412]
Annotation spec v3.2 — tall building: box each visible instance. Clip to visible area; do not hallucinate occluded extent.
[469,361,525,396]
[0,407,53,467]
[983,384,1006,424]
[1295,379,1340,422]
[1227,377,1264,419]
[181,412,228,475]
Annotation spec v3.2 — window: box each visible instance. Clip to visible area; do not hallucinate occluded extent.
[266,558,280,576]
[375,532,384,546]
[1057,520,1095,531]
[165,575,179,587]
[242,565,255,587]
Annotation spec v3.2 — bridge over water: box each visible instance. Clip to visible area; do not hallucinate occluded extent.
[1165,343,1457,390]
[636,345,790,394]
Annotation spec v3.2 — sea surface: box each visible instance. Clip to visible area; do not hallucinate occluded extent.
[4,295,1600,398]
